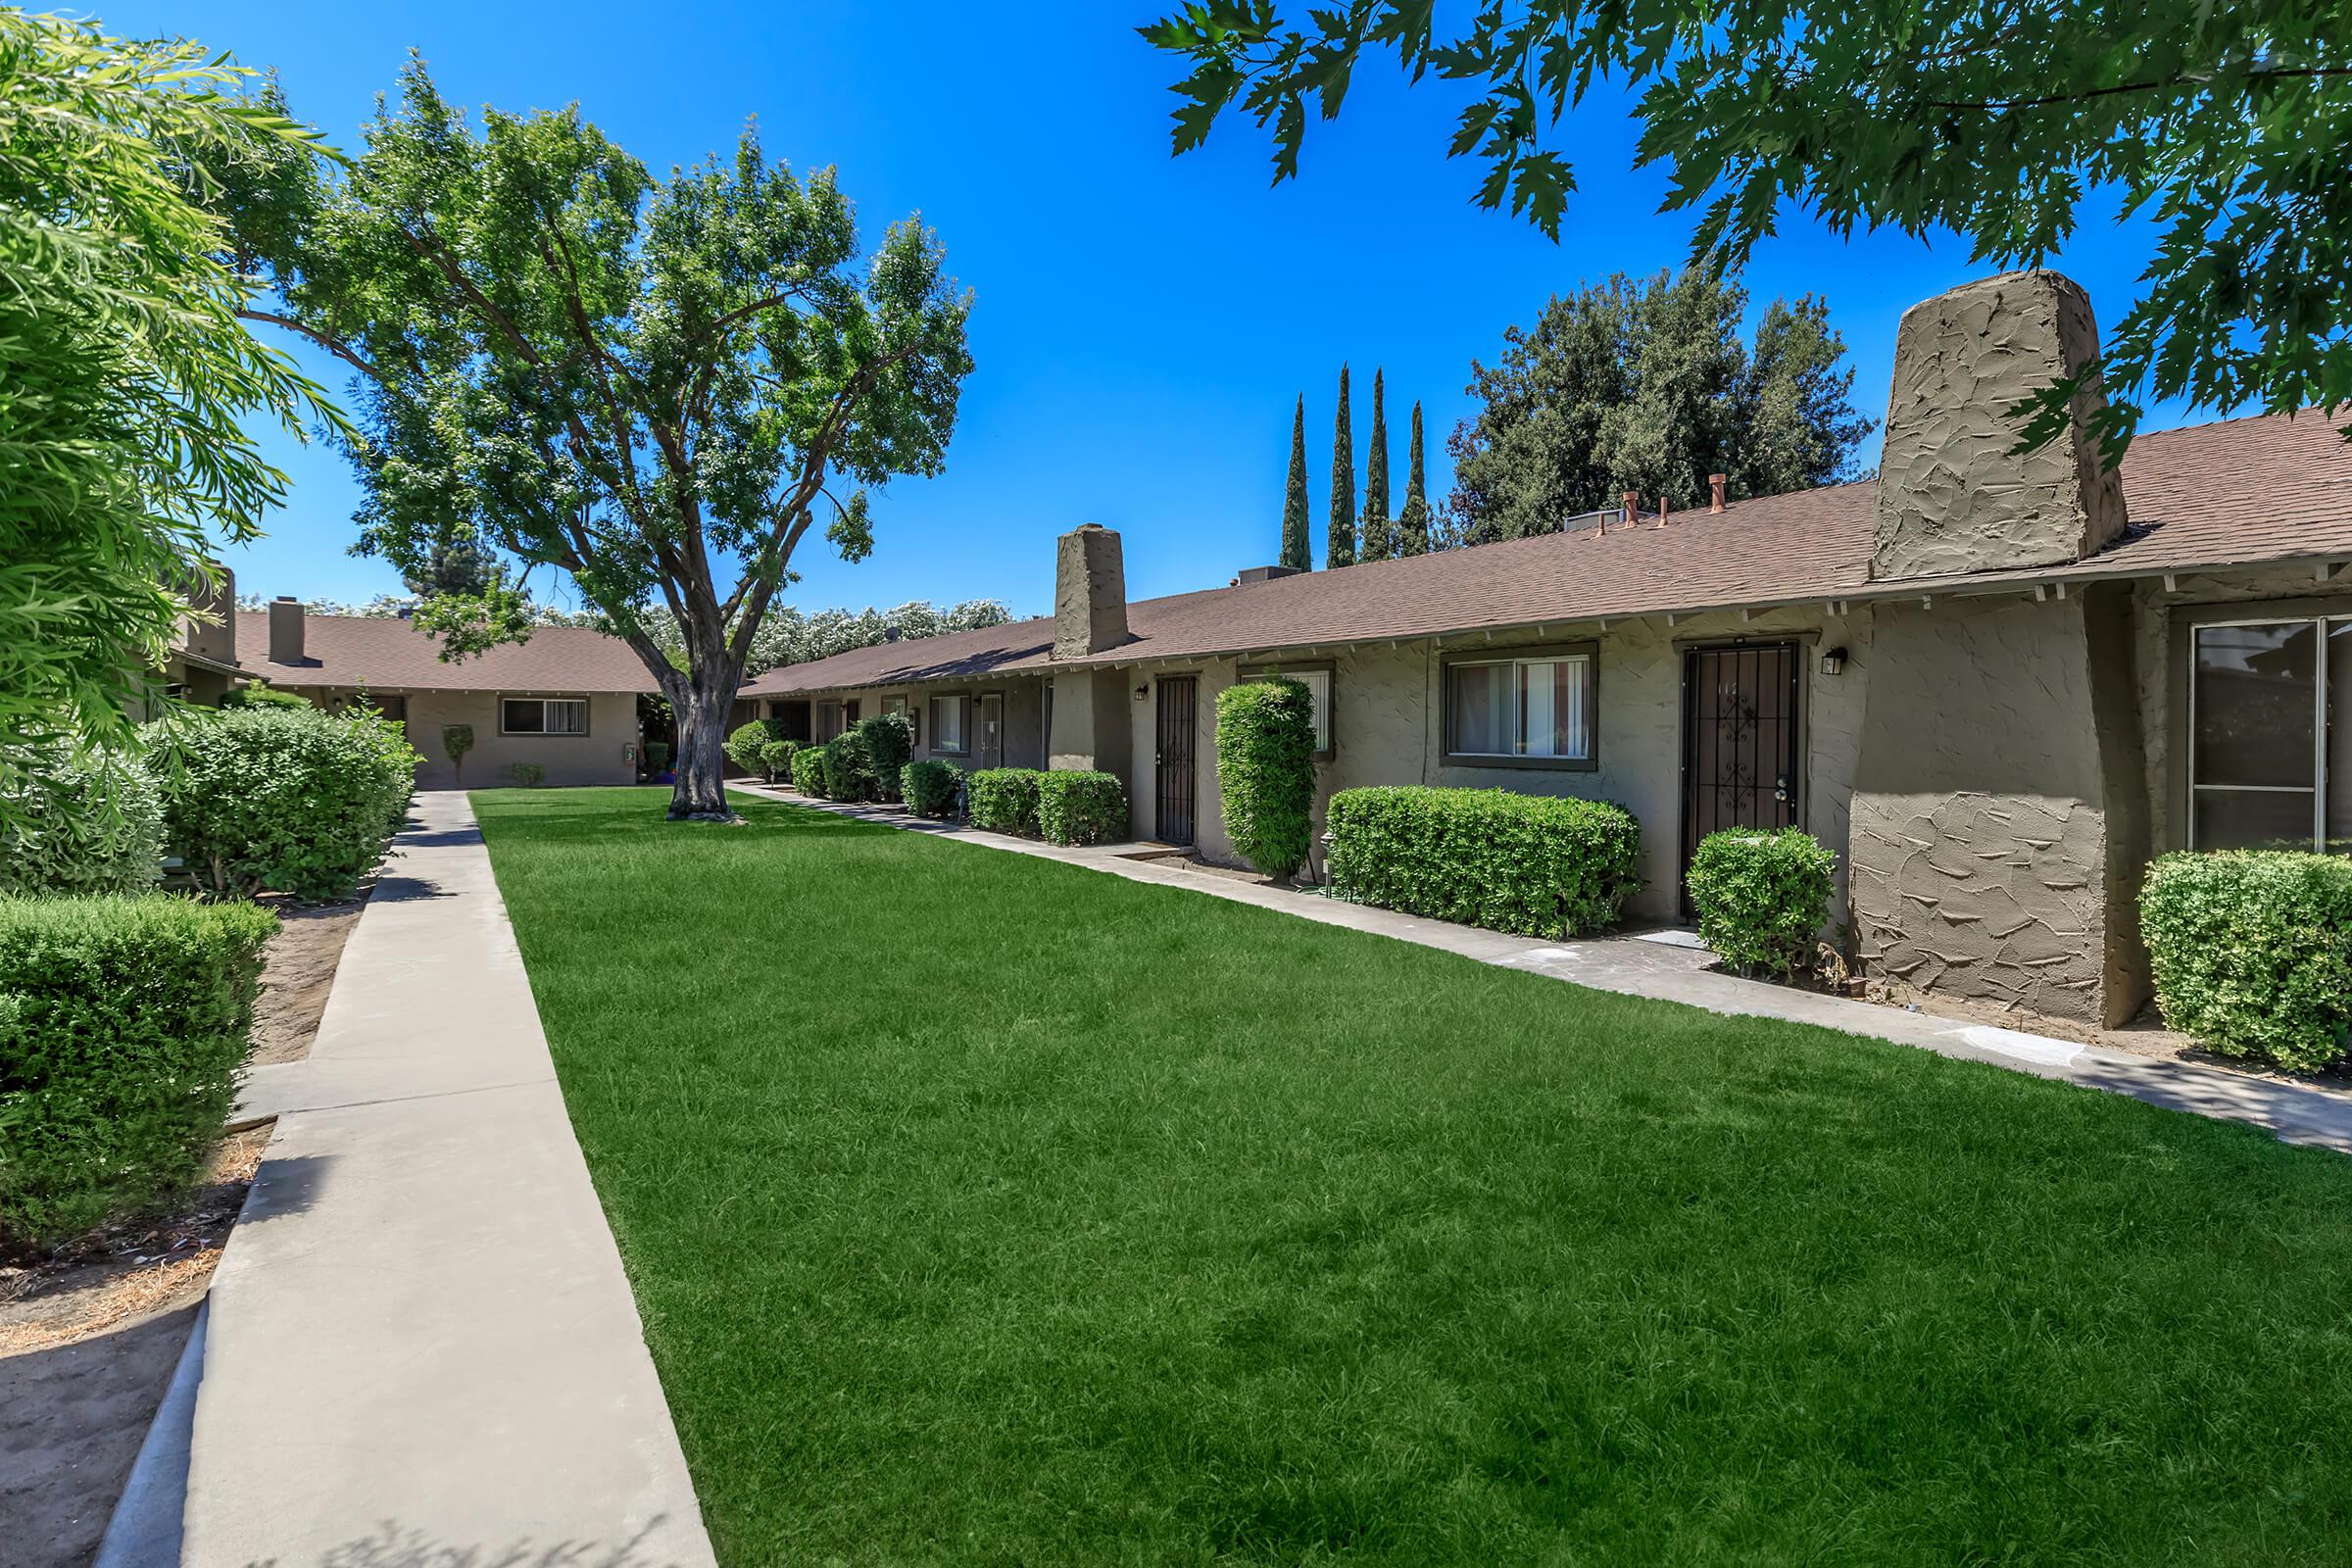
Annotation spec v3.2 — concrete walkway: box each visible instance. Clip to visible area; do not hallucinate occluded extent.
[734,783,2352,1156]
[150,793,715,1567]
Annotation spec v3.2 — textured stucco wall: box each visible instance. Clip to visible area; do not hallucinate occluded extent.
[372,689,641,791]
[1849,591,2149,1024]
[1054,526,1130,658]
[1873,271,2127,579]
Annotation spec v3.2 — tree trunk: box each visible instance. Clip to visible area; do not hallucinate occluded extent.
[666,664,741,820]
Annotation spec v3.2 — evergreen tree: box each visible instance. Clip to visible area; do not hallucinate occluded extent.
[1327,364,1355,568]
[1397,400,1432,556]
[1279,395,1311,569]
[1358,367,1392,562]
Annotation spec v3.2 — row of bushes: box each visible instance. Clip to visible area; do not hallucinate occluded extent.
[967,768,1130,846]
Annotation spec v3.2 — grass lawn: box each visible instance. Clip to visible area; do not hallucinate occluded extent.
[476,787,2352,1565]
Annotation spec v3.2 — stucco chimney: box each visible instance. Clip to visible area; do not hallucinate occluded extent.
[1871,270,2127,580]
[1708,474,1727,514]
[268,595,305,664]
[1054,524,1130,659]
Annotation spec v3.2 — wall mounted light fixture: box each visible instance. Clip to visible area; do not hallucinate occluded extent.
[1819,646,1849,676]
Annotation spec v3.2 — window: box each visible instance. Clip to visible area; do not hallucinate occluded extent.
[931,693,969,754]
[882,694,918,746]
[1443,648,1596,768]
[501,697,588,736]
[2189,615,2352,853]
[1240,663,1334,757]
[815,701,845,741]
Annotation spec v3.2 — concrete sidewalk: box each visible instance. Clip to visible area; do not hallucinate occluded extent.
[157,793,715,1567]
[734,783,2352,1156]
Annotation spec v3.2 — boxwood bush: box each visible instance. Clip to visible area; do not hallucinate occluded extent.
[857,713,914,803]
[1215,678,1317,880]
[1327,786,1641,939]
[1039,770,1128,847]
[0,896,277,1247]
[759,739,800,783]
[903,760,962,818]
[1685,828,1838,979]
[2141,851,2352,1071]
[0,743,165,897]
[967,768,1044,837]
[821,731,875,802]
[146,705,419,901]
[790,744,829,798]
[725,719,778,776]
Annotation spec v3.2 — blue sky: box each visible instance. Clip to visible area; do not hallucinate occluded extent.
[117,0,2195,617]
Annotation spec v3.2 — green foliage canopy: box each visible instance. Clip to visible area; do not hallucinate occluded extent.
[1143,0,2352,454]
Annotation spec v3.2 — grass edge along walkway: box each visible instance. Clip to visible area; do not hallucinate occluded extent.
[477,787,2352,1567]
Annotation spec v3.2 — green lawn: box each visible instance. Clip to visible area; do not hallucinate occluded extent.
[476,787,2352,1565]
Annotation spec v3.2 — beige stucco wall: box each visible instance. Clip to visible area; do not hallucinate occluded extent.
[289,686,642,791]
[1118,603,1873,925]
[784,677,1050,773]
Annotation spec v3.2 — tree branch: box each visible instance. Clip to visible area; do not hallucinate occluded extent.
[236,309,387,384]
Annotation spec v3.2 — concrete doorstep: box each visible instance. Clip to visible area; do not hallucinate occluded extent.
[732,781,2352,1157]
[108,792,715,1568]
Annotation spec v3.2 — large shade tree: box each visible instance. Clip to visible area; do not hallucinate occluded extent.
[224,63,972,817]
[1143,1,2352,454]
[0,13,332,821]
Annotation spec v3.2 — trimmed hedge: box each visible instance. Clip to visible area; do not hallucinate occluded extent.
[1327,786,1641,939]
[725,720,776,776]
[903,760,963,818]
[0,896,276,1247]
[790,745,828,798]
[759,739,800,782]
[1215,678,1317,880]
[821,731,874,802]
[2141,851,2352,1071]
[968,768,1043,837]
[1039,771,1128,847]
[0,743,165,897]
[857,714,914,803]
[145,705,419,901]
[1685,828,1838,979]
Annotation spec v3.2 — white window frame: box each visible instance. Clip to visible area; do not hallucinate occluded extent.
[1440,644,1599,771]
[1239,662,1335,760]
[2186,612,2336,851]
[931,692,971,756]
[499,695,590,737]
[881,693,919,747]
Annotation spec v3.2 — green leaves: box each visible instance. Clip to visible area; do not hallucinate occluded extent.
[2142,851,2352,1072]
[1215,677,1318,879]
[1326,785,1642,938]
[1685,827,1838,980]
[1142,0,2352,447]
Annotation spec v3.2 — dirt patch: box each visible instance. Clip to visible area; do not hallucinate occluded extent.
[247,896,366,1067]
[0,1125,271,1567]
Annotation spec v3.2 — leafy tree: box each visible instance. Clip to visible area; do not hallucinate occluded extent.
[223,63,973,819]
[1446,270,1871,545]
[402,532,505,600]
[1397,401,1431,556]
[1358,367,1392,562]
[0,14,334,826]
[1280,394,1311,569]
[1327,364,1355,567]
[1142,0,2352,455]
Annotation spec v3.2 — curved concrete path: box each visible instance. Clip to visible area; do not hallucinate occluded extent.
[737,783,2352,1156]
[151,793,714,1567]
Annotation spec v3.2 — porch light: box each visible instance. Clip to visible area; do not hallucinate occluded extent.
[1135,684,1149,701]
[1819,646,1849,676]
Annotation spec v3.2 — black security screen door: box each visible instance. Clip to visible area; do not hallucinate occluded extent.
[1155,675,1198,846]
[1681,643,1800,912]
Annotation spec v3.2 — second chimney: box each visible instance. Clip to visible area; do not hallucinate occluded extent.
[1054,524,1130,659]
[1708,473,1727,514]
[268,595,305,665]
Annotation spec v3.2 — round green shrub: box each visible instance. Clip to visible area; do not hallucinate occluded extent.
[790,744,829,798]
[1038,770,1128,846]
[967,768,1044,836]
[1685,827,1838,979]
[0,742,165,897]
[1215,678,1317,880]
[2141,851,2352,1071]
[509,762,545,788]
[821,730,874,802]
[144,706,420,901]
[903,760,962,818]
[856,713,914,802]
[759,739,800,781]
[725,720,773,775]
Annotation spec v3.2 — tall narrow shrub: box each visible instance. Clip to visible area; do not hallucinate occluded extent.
[1281,395,1312,570]
[1327,364,1355,568]
[1398,401,1432,555]
[1215,678,1318,881]
[856,712,913,802]
[1359,368,1392,562]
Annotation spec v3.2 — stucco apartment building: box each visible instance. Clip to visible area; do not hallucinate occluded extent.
[740,271,2352,1030]
[231,598,659,789]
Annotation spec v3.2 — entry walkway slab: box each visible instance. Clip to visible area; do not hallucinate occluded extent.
[735,783,2352,1155]
[178,792,715,1567]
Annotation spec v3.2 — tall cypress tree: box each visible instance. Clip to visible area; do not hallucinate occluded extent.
[1280,395,1311,569]
[1397,399,1432,555]
[1358,367,1391,562]
[1327,364,1355,567]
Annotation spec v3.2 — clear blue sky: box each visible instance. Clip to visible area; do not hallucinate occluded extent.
[116,0,2196,618]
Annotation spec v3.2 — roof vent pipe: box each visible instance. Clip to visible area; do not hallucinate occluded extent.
[1708,473,1728,514]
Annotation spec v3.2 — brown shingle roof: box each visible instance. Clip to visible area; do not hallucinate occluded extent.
[236,612,661,693]
[745,411,2352,695]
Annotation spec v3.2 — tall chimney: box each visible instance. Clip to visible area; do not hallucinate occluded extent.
[1871,270,2127,580]
[268,595,305,664]
[1053,524,1130,659]
[1708,473,1727,514]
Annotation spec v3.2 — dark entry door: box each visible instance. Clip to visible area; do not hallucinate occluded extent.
[977,693,1004,770]
[1155,675,1198,846]
[1681,644,1800,911]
